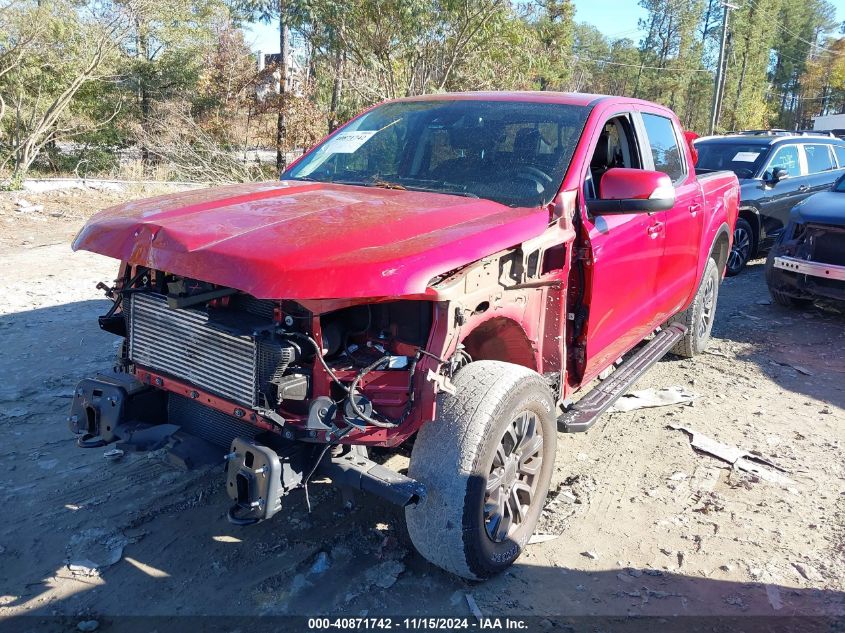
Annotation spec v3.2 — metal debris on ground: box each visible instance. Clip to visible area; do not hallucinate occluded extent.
[103,448,124,462]
[668,424,794,485]
[774,361,814,376]
[465,593,483,622]
[608,386,696,413]
[65,528,144,577]
[527,533,559,545]
[766,584,784,611]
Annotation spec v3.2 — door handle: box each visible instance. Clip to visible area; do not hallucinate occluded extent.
[647,222,664,239]
[688,203,701,217]
[798,185,810,192]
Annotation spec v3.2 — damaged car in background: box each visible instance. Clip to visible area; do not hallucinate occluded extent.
[766,172,845,307]
[68,92,738,580]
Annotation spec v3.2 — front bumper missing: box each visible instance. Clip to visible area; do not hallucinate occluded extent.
[70,374,425,522]
[225,437,426,526]
[773,256,845,281]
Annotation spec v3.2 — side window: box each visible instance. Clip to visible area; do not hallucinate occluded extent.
[586,115,641,198]
[641,113,685,182]
[834,144,845,168]
[804,144,835,173]
[767,145,801,178]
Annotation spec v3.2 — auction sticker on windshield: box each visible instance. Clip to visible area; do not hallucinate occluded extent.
[733,151,761,162]
[324,130,377,153]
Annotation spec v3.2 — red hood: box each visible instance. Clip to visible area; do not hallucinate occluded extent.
[73,180,549,299]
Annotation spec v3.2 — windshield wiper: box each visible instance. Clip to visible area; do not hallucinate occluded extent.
[433,189,479,199]
[403,185,479,199]
[368,180,407,190]
[306,176,480,199]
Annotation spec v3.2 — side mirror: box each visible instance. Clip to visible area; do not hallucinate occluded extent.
[589,168,676,214]
[770,167,788,183]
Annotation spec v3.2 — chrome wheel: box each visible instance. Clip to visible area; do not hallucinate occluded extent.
[697,274,716,339]
[728,225,751,272]
[484,411,543,543]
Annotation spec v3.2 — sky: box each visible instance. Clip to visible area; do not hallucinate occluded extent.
[243,0,845,55]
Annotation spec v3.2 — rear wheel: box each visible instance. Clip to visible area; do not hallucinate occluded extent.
[405,361,556,580]
[726,217,754,276]
[671,257,720,358]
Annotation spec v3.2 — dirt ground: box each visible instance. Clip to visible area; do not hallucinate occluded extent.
[1,184,843,628]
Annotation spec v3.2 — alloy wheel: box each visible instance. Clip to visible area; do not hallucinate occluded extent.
[728,226,751,272]
[483,411,544,543]
[697,274,716,339]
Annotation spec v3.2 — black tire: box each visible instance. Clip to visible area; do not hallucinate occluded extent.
[765,251,814,308]
[671,257,720,358]
[405,361,556,580]
[769,288,813,308]
[726,217,754,276]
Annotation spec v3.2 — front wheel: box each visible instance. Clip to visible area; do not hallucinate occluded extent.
[726,217,754,276]
[671,257,720,358]
[405,361,557,580]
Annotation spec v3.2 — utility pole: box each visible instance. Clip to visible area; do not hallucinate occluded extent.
[709,2,738,135]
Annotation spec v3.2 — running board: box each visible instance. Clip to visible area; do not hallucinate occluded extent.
[558,323,687,433]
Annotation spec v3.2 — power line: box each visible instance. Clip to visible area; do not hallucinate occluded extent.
[573,54,712,73]
[746,0,844,58]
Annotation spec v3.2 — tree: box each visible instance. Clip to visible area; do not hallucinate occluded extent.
[0,1,128,184]
[771,0,837,128]
[240,0,299,171]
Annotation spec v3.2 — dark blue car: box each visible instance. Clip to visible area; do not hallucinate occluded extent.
[694,133,845,275]
[765,173,845,306]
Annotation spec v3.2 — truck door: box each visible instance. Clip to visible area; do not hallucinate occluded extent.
[579,112,666,380]
[638,111,705,318]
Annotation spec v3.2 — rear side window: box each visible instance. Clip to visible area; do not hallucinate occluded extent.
[641,113,685,181]
[834,145,845,168]
[805,144,835,173]
[767,145,801,178]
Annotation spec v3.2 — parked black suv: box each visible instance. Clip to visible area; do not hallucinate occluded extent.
[694,133,845,275]
[766,174,845,306]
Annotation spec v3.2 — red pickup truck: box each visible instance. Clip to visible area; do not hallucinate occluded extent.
[69,92,738,580]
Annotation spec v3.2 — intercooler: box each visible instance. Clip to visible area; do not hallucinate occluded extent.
[128,292,285,408]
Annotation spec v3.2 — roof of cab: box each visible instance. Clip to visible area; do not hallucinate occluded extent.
[389,91,614,107]
[696,133,845,146]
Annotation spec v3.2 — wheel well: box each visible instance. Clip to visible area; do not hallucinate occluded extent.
[711,229,731,276]
[738,208,760,253]
[461,317,537,371]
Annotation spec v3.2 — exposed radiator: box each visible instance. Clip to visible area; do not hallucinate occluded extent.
[129,293,259,407]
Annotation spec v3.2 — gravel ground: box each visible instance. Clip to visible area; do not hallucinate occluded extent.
[0,186,843,628]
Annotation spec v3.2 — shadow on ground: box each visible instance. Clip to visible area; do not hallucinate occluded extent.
[708,259,845,410]
[0,273,843,630]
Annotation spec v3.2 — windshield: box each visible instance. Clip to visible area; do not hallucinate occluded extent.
[283,100,591,207]
[694,142,768,179]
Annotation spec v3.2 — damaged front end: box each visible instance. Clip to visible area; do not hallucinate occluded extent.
[766,219,845,303]
[69,266,448,523]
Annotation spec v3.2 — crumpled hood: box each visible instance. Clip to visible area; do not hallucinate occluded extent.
[73,180,549,299]
[791,191,845,227]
